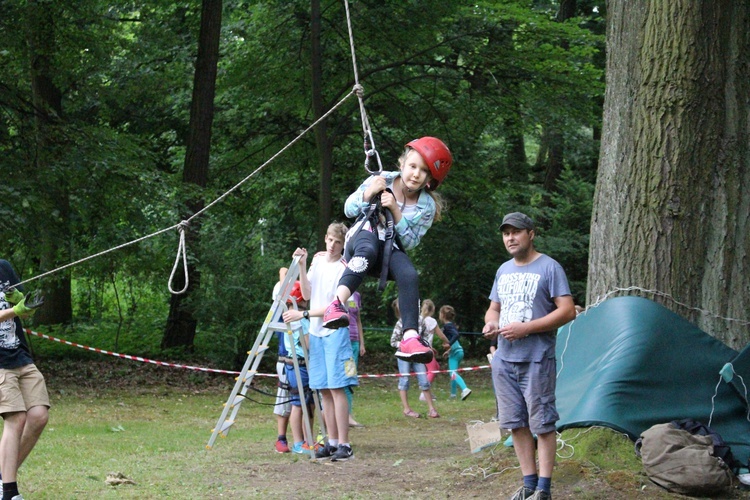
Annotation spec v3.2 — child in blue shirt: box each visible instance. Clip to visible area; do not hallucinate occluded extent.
[283,287,315,454]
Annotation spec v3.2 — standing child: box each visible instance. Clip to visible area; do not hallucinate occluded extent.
[282,283,315,454]
[271,267,292,453]
[0,260,49,500]
[420,299,450,389]
[439,305,472,400]
[391,299,439,419]
[282,223,358,462]
[321,137,453,365]
[345,291,365,428]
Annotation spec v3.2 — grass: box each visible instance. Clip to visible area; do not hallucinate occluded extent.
[6,356,721,499]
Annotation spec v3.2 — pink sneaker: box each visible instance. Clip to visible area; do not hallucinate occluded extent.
[395,337,434,364]
[322,298,349,329]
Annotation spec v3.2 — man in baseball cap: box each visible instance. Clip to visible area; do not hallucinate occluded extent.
[500,212,535,231]
[484,211,575,500]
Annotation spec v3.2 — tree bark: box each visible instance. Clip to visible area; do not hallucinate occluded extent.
[311,0,333,250]
[26,0,72,325]
[162,0,222,349]
[588,0,750,347]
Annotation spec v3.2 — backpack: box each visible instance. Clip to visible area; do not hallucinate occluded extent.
[635,420,735,495]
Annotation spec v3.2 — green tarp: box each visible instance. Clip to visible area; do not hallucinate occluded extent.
[555,296,750,466]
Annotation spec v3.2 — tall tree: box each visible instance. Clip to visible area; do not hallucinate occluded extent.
[588,0,750,347]
[25,0,72,324]
[162,0,223,349]
[310,0,334,248]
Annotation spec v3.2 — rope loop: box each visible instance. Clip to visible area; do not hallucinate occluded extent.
[168,221,190,295]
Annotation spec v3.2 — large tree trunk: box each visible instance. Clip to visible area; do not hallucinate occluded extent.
[588,1,750,347]
[26,0,72,324]
[162,0,222,349]
[311,0,333,250]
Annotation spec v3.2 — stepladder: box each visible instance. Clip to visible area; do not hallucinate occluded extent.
[206,255,326,455]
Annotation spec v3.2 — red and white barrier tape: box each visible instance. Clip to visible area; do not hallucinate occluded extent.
[25,328,244,376]
[25,328,489,379]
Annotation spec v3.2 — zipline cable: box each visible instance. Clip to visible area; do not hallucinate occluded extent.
[15,2,375,293]
[13,87,359,292]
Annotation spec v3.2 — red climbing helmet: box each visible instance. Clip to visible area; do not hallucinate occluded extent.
[405,136,453,191]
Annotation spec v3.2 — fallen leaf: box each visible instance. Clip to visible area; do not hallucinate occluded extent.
[105,472,136,486]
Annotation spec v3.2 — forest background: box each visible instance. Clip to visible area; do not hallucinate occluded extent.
[2,0,746,370]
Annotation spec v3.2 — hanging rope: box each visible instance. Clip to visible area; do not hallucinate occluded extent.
[168,220,190,295]
[343,0,382,174]
[14,87,359,292]
[13,223,180,290]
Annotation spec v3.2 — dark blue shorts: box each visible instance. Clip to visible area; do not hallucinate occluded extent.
[492,356,559,434]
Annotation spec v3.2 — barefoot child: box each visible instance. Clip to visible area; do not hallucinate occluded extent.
[391,299,439,419]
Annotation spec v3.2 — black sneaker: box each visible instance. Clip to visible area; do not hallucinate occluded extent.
[331,444,353,462]
[315,443,337,460]
[510,485,535,500]
[529,490,551,500]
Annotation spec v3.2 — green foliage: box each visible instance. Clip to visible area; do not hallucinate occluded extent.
[1,0,603,355]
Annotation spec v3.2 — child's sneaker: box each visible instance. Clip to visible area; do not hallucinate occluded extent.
[291,442,310,455]
[322,298,349,329]
[461,388,472,400]
[395,337,433,364]
[315,443,337,460]
[274,439,290,453]
[330,444,354,462]
[302,442,321,453]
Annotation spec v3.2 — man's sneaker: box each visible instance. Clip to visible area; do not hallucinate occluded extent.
[331,444,354,462]
[529,490,551,500]
[315,443,337,460]
[274,439,290,453]
[510,485,535,500]
[322,298,349,329]
[461,388,472,400]
[395,337,433,364]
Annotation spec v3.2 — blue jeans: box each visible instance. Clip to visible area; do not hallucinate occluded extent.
[397,358,430,391]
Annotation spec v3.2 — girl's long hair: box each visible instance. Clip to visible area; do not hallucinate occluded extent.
[398,147,446,221]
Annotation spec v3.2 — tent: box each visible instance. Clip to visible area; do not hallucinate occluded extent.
[555,296,750,466]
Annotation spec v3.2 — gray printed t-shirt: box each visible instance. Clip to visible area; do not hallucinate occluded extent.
[488,254,571,362]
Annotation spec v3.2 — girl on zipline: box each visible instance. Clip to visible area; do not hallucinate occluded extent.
[322,136,453,364]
